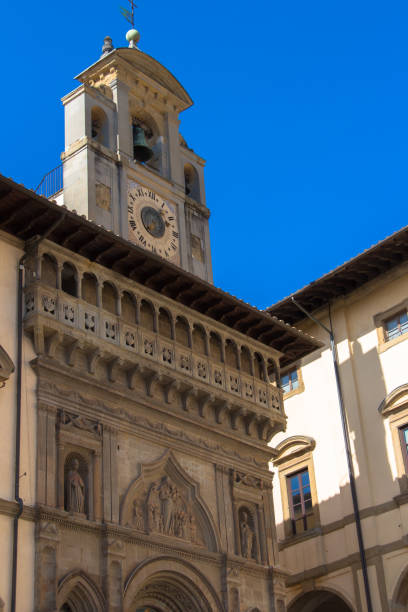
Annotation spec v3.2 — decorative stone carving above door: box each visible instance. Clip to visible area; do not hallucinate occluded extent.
[120,450,220,552]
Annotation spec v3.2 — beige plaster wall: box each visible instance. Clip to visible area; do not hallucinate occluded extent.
[271,264,408,609]
[0,234,37,612]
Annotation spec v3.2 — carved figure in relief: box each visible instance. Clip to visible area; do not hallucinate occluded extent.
[67,459,85,513]
[159,476,176,534]
[240,511,254,559]
[132,498,145,530]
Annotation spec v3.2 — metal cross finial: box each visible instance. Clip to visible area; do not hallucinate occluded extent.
[120,0,138,28]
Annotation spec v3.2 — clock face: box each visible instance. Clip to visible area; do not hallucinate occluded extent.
[127,182,180,260]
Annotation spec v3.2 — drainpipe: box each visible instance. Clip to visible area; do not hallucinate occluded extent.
[291,297,373,612]
[11,213,65,612]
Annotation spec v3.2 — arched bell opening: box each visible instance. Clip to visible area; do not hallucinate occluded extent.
[184,163,200,202]
[91,106,109,148]
[288,589,354,612]
[131,112,161,171]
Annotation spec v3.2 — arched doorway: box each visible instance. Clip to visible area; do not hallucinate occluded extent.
[132,575,211,612]
[288,590,353,612]
[124,556,223,612]
[392,564,408,610]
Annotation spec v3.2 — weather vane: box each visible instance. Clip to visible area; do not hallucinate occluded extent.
[120,0,138,28]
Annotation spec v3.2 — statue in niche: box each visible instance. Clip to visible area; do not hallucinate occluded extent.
[240,511,254,559]
[159,476,176,534]
[132,498,145,530]
[66,459,85,514]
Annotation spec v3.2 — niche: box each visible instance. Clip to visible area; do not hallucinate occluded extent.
[238,506,257,561]
[61,262,77,297]
[64,453,88,516]
[91,106,109,148]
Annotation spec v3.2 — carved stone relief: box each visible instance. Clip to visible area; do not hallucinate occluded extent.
[120,451,218,551]
[127,475,204,545]
[238,507,257,561]
[65,458,86,514]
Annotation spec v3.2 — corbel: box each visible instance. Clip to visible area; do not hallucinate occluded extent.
[46,330,63,359]
[215,400,229,424]
[66,339,83,367]
[164,378,180,404]
[181,386,197,412]
[244,411,257,436]
[33,325,45,355]
[142,368,160,397]
[198,392,215,419]
[108,357,124,383]
[127,364,140,390]
[230,405,245,431]
[87,347,102,375]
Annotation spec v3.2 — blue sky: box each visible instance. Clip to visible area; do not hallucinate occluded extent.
[2,1,408,309]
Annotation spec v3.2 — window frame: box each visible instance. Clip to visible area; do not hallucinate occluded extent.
[280,364,304,399]
[375,300,408,353]
[286,468,314,535]
[274,436,319,540]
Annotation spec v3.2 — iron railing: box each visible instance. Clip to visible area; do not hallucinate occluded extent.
[35,164,63,199]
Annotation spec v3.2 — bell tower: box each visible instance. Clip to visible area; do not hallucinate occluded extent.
[61,30,212,282]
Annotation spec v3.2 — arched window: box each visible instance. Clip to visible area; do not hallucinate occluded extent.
[121,291,137,324]
[61,262,77,297]
[158,308,173,339]
[102,282,117,315]
[192,324,207,355]
[274,436,318,538]
[175,316,191,347]
[91,106,109,148]
[41,254,58,288]
[240,346,252,375]
[225,340,239,370]
[209,332,223,362]
[254,352,266,380]
[140,300,155,331]
[81,273,98,306]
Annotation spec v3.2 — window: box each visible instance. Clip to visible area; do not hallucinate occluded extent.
[399,425,408,472]
[384,311,408,342]
[287,468,314,535]
[274,436,319,539]
[281,368,299,394]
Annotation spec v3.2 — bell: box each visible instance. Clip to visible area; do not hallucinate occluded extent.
[132,125,154,163]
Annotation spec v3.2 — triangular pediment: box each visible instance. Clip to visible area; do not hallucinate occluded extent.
[76,48,193,110]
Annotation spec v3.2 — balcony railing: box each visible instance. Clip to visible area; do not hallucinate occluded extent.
[35,164,63,199]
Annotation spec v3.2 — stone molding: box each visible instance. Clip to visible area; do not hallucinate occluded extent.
[35,362,277,470]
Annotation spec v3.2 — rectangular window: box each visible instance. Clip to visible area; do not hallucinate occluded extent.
[384,311,408,341]
[281,368,299,394]
[287,468,314,535]
[399,425,408,472]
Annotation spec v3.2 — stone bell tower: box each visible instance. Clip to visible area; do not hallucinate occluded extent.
[61,31,212,282]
